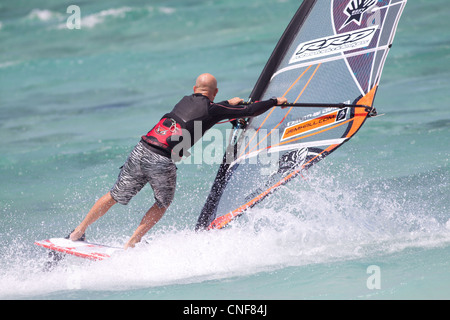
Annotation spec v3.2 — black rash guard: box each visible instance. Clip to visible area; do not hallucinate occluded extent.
[142,93,277,159]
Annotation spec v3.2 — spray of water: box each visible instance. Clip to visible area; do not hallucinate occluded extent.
[1,163,448,299]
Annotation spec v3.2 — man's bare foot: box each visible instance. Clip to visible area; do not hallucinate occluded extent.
[124,237,138,250]
[69,229,85,241]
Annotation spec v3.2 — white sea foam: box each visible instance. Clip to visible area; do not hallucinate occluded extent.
[27,9,62,21]
[54,7,133,29]
[1,172,449,299]
[55,6,176,29]
[158,7,176,15]
[81,7,133,29]
[0,61,19,69]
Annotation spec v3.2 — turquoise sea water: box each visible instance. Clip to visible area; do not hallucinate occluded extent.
[0,0,449,300]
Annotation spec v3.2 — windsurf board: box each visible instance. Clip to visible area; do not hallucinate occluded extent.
[35,238,122,261]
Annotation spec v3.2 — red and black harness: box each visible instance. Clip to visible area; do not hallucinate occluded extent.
[141,117,183,158]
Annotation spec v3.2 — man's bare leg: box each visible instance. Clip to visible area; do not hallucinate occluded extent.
[69,191,117,241]
[124,203,167,249]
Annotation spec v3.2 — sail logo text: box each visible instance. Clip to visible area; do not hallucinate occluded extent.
[289,26,377,63]
[281,108,347,141]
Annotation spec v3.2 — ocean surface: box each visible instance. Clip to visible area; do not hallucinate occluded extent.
[0,0,449,300]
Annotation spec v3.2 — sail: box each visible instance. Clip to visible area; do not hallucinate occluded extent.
[196,0,407,230]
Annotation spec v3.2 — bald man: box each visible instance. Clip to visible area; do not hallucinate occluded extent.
[69,74,287,248]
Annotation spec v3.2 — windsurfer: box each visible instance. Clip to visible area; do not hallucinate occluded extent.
[69,73,287,249]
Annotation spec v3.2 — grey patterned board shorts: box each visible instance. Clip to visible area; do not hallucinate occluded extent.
[110,141,177,208]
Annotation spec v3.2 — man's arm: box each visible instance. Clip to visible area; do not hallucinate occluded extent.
[211,97,287,119]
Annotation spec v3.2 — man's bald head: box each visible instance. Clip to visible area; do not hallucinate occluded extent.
[193,73,219,101]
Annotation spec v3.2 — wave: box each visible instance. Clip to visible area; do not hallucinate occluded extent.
[20,6,176,30]
[54,6,177,29]
[75,7,133,29]
[26,9,63,22]
[1,164,449,299]
[2,217,449,299]
[0,61,20,69]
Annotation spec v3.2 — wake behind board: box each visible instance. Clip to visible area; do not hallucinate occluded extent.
[35,238,122,261]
